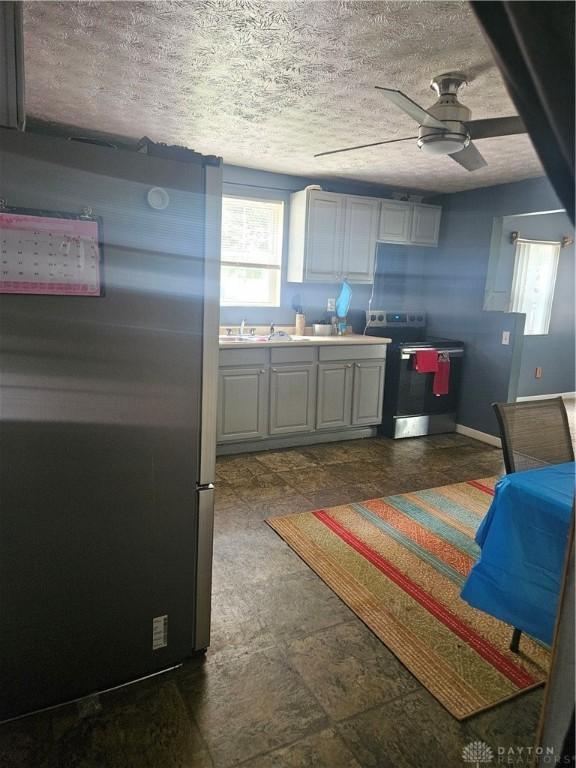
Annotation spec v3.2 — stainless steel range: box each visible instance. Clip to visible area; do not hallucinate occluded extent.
[353,310,464,439]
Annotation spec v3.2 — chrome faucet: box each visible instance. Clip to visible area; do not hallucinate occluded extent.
[240,318,247,335]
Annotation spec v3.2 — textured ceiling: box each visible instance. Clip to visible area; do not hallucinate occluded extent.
[23,0,544,193]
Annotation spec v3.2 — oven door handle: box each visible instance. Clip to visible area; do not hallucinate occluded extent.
[401,348,463,359]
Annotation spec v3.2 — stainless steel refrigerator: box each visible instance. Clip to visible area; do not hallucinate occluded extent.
[0,128,222,721]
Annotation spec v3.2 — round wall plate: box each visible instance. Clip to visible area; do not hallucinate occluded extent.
[147,187,170,210]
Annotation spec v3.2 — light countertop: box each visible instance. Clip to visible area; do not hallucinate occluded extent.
[219,333,391,349]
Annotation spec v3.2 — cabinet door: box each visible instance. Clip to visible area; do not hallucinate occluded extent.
[305,191,345,281]
[269,364,316,435]
[410,203,441,246]
[378,200,412,243]
[342,196,379,283]
[217,367,268,442]
[316,362,353,430]
[352,361,385,426]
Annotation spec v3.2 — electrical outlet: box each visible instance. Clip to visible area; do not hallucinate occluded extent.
[535,367,543,379]
[501,331,510,345]
[326,297,336,312]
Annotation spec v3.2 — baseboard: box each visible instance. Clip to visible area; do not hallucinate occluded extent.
[456,423,501,448]
[217,426,377,455]
[516,392,576,402]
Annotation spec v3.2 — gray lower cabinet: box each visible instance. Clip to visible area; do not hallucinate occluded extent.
[269,364,316,435]
[217,366,268,442]
[351,361,385,426]
[217,344,387,447]
[316,362,354,430]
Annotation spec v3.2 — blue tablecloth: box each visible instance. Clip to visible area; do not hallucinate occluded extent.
[461,462,574,645]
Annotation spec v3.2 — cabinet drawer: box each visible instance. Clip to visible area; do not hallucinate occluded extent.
[219,348,268,367]
[271,346,317,364]
[319,344,387,362]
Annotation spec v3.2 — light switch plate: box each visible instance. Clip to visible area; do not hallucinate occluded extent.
[501,331,510,345]
[535,367,543,379]
[326,298,336,312]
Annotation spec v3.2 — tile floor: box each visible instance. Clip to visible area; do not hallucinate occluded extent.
[0,434,545,768]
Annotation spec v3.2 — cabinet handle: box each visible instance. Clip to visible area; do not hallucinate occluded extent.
[272,368,278,372]
[346,364,352,368]
[260,369,266,374]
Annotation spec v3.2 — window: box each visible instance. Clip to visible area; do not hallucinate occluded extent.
[510,239,560,335]
[220,196,283,307]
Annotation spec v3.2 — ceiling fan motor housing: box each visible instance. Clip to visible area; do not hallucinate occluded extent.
[418,72,471,155]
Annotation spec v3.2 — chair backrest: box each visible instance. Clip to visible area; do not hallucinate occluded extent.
[493,398,575,474]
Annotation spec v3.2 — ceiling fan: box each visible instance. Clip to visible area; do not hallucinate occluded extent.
[314,71,527,171]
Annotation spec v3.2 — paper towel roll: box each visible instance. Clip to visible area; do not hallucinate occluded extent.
[295,313,306,335]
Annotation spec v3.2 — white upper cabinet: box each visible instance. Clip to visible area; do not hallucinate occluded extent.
[410,203,442,246]
[305,191,345,281]
[378,199,413,243]
[378,199,441,247]
[288,189,377,283]
[342,196,379,283]
[287,189,441,284]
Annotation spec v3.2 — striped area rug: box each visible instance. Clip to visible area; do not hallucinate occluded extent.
[266,477,549,720]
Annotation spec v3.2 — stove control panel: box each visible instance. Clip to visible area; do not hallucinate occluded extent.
[365,310,426,328]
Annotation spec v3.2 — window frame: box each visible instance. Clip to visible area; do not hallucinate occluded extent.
[219,194,284,308]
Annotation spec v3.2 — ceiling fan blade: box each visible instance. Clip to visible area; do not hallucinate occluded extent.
[449,142,488,171]
[375,86,447,129]
[467,115,526,140]
[314,135,417,159]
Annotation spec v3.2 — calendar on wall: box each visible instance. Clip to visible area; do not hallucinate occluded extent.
[0,209,103,296]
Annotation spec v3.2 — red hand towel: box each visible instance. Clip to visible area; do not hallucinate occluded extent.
[433,356,451,396]
[414,349,439,373]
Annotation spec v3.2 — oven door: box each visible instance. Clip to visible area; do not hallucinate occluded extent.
[396,347,463,416]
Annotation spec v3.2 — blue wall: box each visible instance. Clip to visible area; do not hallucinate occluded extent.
[424,176,570,435]
[220,164,426,326]
[372,242,429,311]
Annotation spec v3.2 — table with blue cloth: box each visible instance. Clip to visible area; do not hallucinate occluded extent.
[461,462,574,645]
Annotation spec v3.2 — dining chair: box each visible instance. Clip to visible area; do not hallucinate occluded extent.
[492,397,574,653]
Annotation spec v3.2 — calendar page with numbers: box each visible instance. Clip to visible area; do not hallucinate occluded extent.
[0,211,102,296]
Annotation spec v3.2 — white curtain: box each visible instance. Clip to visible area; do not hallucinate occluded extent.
[509,240,561,334]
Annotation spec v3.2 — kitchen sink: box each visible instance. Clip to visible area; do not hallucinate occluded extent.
[218,334,313,343]
[219,334,270,343]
